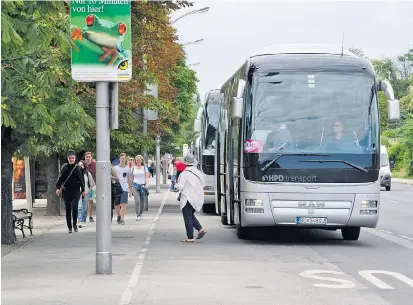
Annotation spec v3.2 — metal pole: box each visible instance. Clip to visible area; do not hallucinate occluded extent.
[24,156,33,213]
[162,154,167,185]
[156,136,161,193]
[95,82,112,275]
[142,108,148,163]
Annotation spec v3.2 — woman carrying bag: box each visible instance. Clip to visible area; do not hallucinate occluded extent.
[130,155,150,221]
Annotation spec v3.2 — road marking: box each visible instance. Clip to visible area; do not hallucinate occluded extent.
[118,191,169,305]
[400,235,413,241]
[359,270,413,289]
[380,230,394,235]
[301,269,413,290]
[365,228,413,250]
[389,200,399,204]
[299,270,356,288]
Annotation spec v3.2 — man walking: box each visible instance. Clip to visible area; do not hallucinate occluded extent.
[113,153,132,225]
[175,153,207,243]
[85,152,96,222]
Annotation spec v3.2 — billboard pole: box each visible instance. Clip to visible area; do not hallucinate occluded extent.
[70,0,132,275]
[95,82,112,274]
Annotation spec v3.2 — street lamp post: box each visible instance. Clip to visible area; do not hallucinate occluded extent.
[187,62,201,67]
[170,7,210,25]
[182,39,204,46]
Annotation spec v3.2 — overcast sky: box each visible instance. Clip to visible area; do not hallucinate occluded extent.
[169,0,413,99]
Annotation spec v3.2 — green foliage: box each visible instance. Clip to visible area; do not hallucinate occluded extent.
[1,0,93,159]
[375,50,413,177]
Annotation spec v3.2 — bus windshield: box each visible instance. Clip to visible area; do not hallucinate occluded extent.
[203,103,220,154]
[243,71,379,173]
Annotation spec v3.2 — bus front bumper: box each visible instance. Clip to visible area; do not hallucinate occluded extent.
[240,192,379,228]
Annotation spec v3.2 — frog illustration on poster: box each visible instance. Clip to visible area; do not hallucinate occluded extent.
[70,0,132,82]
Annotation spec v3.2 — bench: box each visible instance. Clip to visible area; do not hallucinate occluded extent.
[12,209,33,240]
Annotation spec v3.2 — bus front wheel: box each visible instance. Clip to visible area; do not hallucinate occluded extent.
[341,227,360,240]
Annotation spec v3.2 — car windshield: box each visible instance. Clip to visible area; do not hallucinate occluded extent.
[244,72,379,165]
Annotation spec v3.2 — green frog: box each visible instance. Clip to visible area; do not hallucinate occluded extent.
[72,14,129,66]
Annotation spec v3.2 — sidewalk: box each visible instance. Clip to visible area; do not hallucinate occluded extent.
[2,175,171,258]
[1,178,172,305]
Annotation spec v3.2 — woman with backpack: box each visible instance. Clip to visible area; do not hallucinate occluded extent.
[77,160,95,228]
[130,155,150,221]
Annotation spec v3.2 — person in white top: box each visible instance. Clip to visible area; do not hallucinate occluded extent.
[129,155,150,221]
[175,153,206,243]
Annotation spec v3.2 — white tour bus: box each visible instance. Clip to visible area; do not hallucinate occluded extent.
[215,44,400,240]
[194,89,221,213]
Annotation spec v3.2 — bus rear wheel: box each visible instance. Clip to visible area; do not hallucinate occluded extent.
[341,227,360,240]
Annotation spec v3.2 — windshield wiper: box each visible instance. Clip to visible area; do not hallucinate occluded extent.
[260,152,331,172]
[296,160,368,174]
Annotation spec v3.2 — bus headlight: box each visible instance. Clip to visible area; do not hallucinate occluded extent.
[361,200,378,209]
[245,199,263,207]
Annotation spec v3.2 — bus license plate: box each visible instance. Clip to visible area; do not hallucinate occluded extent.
[296,217,327,225]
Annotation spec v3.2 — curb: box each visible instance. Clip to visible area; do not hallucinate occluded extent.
[392,178,413,185]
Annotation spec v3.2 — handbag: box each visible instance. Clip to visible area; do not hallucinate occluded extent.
[111,180,123,198]
[58,164,78,198]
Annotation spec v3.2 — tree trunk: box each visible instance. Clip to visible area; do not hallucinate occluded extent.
[1,145,15,244]
[46,153,60,216]
[1,126,22,245]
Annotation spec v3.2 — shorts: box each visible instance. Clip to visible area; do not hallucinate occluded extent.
[115,191,128,205]
[89,189,95,199]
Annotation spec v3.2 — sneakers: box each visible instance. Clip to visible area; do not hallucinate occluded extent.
[117,216,121,224]
[136,216,141,221]
[89,216,94,222]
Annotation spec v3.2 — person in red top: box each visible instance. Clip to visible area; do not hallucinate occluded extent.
[85,152,96,222]
[175,157,187,183]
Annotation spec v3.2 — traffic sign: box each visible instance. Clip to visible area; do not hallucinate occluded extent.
[70,0,132,82]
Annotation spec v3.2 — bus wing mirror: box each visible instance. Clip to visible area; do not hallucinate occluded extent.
[388,99,400,121]
[232,97,243,119]
[194,119,201,133]
[378,80,400,121]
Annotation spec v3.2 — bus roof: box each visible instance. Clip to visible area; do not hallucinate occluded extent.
[251,43,356,58]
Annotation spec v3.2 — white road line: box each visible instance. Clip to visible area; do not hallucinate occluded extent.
[365,228,413,250]
[380,230,394,235]
[389,200,399,204]
[118,191,169,305]
[400,235,413,241]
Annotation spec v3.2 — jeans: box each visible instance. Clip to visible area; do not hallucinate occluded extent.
[63,190,81,229]
[78,195,89,222]
[182,201,202,239]
[133,186,147,217]
[170,175,176,191]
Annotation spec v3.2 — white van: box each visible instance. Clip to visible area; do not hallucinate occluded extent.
[380,145,392,191]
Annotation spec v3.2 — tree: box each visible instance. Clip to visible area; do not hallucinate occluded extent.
[1,1,92,243]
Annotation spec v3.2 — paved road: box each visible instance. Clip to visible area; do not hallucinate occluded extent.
[2,183,412,305]
[122,183,413,305]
